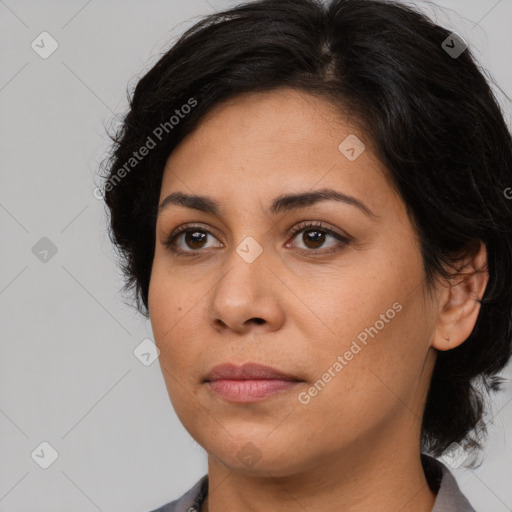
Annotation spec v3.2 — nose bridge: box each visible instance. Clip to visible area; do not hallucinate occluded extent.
[215,234,270,305]
[208,233,283,331]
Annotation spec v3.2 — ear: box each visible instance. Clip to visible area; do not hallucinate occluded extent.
[431,240,489,351]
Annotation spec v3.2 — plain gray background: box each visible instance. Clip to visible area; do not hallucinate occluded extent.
[1,0,511,511]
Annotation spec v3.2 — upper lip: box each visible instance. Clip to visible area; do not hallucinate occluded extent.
[204,363,301,382]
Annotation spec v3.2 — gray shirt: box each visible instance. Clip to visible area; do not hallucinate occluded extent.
[149,455,476,512]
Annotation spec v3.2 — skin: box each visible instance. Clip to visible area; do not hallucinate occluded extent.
[148,87,488,512]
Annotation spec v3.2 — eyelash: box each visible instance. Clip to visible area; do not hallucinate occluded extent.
[164,221,351,258]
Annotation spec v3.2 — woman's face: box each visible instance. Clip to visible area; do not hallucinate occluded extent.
[148,87,441,476]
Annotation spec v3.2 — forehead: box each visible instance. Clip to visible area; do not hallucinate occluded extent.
[159,87,395,215]
[177,87,359,158]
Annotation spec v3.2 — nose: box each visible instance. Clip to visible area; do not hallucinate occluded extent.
[208,245,285,335]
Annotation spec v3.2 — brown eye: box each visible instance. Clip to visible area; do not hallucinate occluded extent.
[287,221,351,255]
[300,229,326,249]
[164,221,350,257]
[164,224,223,255]
[184,230,208,249]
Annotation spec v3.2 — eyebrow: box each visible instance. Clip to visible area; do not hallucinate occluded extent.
[158,188,377,218]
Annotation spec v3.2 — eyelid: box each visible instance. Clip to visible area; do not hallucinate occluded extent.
[287,220,350,241]
[170,222,220,237]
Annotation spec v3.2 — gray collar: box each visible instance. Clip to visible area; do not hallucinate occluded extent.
[430,457,476,511]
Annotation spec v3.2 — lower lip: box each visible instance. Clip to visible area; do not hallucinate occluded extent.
[207,379,300,403]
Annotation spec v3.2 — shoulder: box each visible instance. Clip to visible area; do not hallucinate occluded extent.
[148,475,208,512]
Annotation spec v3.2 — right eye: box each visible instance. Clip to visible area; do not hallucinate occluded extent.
[164,224,223,256]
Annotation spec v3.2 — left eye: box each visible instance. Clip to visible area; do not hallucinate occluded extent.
[286,222,350,254]
[164,222,350,256]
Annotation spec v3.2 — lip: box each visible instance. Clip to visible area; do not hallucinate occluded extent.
[204,362,300,382]
[204,363,302,403]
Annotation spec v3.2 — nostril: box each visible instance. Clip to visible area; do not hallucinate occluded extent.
[251,318,265,325]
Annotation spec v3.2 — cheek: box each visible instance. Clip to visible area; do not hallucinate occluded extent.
[306,268,400,356]
[304,288,432,433]
[300,262,431,422]
[148,268,193,371]
[149,276,206,425]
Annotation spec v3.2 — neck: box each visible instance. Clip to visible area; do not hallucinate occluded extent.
[203,415,436,512]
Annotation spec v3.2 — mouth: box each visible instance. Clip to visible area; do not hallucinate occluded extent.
[204,362,303,403]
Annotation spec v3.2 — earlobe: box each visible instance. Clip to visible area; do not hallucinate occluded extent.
[431,240,489,352]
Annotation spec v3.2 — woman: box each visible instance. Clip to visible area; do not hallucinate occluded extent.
[101,0,512,510]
